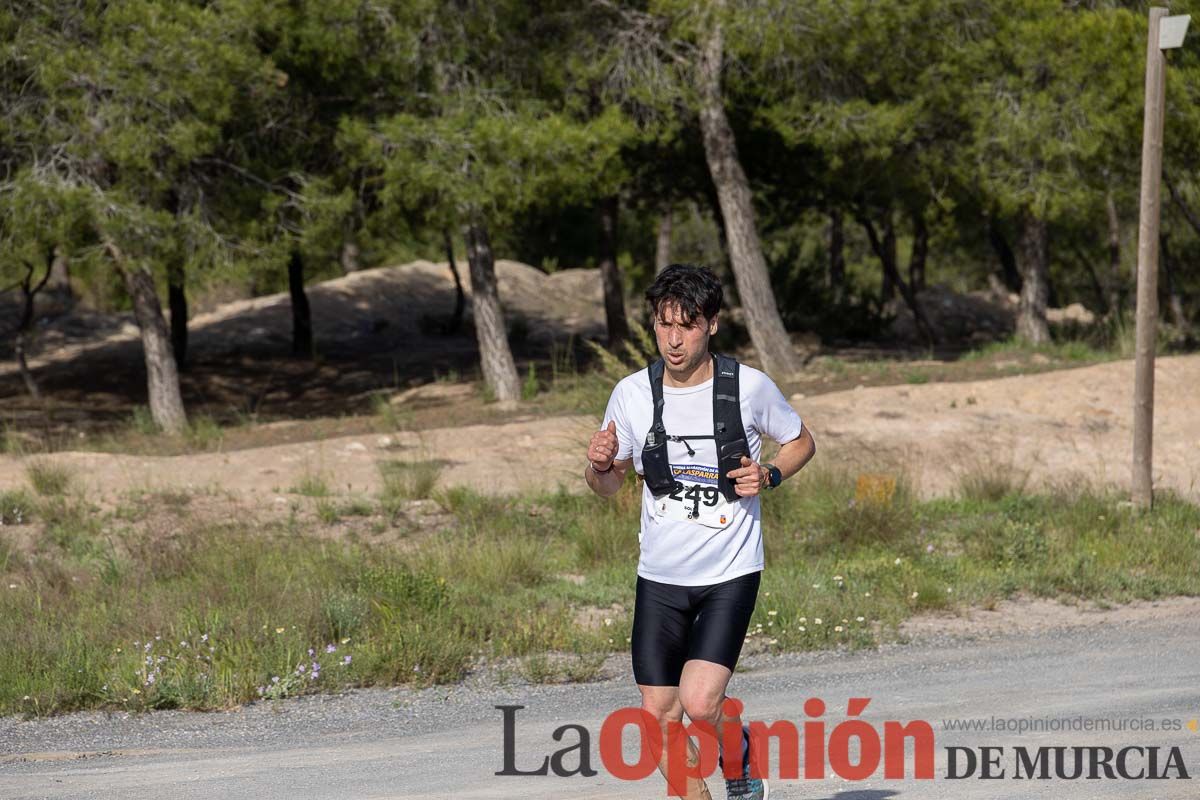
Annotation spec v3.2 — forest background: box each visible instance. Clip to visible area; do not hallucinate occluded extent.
[3,0,1199,432]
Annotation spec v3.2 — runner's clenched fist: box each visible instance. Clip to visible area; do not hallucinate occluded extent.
[588,420,619,471]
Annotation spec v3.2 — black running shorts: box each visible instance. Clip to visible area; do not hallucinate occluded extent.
[631,571,761,686]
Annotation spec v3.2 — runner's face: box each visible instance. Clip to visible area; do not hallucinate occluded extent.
[653,304,717,374]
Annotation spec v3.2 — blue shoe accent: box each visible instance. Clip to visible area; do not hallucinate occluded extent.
[723,725,769,799]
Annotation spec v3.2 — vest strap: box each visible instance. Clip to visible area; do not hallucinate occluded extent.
[641,353,748,503]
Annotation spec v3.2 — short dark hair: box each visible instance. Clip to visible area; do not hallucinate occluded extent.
[645,263,723,324]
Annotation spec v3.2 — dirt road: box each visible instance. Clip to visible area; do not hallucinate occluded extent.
[3,597,1199,798]
[3,355,1198,504]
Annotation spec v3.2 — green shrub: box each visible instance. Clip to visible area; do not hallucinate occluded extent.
[378,459,442,511]
[26,460,73,497]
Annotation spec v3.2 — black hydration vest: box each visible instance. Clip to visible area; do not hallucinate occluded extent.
[641,353,748,504]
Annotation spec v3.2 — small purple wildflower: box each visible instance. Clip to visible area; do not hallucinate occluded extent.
[325,644,336,654]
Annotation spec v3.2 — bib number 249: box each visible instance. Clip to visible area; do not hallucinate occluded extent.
[655,476,734,528]
[669,482,720,517]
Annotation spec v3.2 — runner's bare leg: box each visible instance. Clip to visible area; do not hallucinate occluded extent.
[639,684,714,800]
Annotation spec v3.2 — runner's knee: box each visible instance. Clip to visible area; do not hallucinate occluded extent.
[678,688,721,723]
[640,690,683,726]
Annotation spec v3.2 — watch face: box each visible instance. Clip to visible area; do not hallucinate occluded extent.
[768,466,782,487]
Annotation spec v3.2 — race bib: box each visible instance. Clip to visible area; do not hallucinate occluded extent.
[653,465,736,529]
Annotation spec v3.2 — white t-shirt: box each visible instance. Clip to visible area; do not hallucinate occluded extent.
[601,362,803,586]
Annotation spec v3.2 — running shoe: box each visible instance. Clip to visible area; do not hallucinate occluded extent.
[723,725,769,800]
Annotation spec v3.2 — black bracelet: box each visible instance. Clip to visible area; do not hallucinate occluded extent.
[590,461,614,475]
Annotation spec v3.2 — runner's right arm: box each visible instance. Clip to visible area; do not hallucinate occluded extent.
[586,420,631,497]
[584,457,632,497]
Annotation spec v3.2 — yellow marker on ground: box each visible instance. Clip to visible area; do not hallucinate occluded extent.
[855,473,897,507]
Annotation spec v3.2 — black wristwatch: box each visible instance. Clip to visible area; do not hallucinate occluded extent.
[764,463,783,489]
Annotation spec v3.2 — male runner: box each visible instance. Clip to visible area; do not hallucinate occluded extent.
[585,264,816,800]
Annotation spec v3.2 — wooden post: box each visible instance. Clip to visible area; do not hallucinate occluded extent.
[1132,7,1168,509]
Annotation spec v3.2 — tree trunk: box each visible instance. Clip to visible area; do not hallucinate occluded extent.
[288,250,314,359]
[880,213,897,302]
[598,195,630,346]
[1076,245,1109,315]
[695,1,800,377]
[860,213,937,346]
[909,213,928,293]
[105,242,188,433]
[1015,211,1051,345]
[168,262,188,370]
[827,209,845,304]
[14,331,38,400]
[340,239,360,275]
[988,218,1022,293]
[443,228,466,334]
[1160,234,1191,336]
[14,257,53,400]
[48,246,71,299]
[465,222,520,404]
[655,204,673,274]
[702,181,732,277]
[1105,191,1122,316]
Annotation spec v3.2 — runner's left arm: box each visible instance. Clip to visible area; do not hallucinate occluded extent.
[772,426,816,482]
[749,368,816,487]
